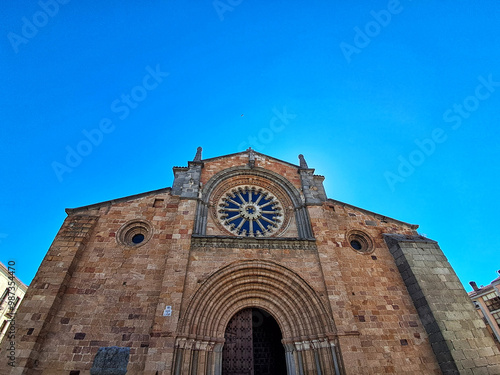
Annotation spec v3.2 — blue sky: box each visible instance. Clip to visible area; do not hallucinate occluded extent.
[1,1,499,290]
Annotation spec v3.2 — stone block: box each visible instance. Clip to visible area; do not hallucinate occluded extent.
[90,346,130,375]
[384,233,500,374]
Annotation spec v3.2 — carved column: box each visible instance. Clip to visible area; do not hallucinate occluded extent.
[284,342,298,375]
[173,337,223,375]
[288,338,342,375]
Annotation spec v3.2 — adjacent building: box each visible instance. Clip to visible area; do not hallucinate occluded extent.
[2,148,500,375]
[469,272,500,346]
[0,262,28,345]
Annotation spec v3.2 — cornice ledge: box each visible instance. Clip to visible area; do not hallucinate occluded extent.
[190,235,317,251]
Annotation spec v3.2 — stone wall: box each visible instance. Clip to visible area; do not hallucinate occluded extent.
[1,215,99,375]
[4,151,500,374]
[0,190,197,375]
[310,203,441,374]
[385,234,500,374]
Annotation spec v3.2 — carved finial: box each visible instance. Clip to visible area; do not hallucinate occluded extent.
[193,147,202,162]
[247,147,255,169]
[298,154,308,169]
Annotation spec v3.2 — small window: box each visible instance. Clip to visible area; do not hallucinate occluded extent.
[0,289,9,306]
[5,297,21,318]
[0,320,7,334]
[116,220,153,247]
[484,296,500,312]
[346,230,374,254]
[132,233,145,244]
[350,240,362,250]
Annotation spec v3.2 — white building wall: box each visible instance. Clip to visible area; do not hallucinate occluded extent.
[0,261,27,344]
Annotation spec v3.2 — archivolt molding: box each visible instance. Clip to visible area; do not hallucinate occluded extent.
[177,260,336,342]
[194,166,314,239]
[201,166,303,207]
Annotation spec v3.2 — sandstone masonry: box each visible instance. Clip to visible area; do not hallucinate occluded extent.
[2,148,499,375]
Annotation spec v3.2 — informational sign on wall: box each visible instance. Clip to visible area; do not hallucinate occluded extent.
[163,305,172,317]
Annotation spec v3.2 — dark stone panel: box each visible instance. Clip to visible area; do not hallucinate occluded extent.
[90,346,130,375]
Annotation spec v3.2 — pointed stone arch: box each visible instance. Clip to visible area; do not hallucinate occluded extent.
[173,260,343,375]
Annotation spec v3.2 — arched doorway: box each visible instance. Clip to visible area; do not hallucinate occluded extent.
[173,260,344,375]
[222,308,287,375]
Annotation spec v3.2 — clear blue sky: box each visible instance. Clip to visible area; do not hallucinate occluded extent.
[1,1,499,291]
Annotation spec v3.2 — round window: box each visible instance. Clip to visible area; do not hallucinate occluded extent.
[217,185,283,237]
[350,239,362,250]
[116,220,153,247]
[347,230,373,254]
[132,233,145,244]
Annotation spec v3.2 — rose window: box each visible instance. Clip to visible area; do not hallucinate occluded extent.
[217,186,283,237]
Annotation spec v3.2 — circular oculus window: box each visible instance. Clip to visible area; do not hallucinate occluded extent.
[347,230,374,254]
[117,220,153,247]
[217,185,283,237]
[132,233,145,244]
[350,239,362,250]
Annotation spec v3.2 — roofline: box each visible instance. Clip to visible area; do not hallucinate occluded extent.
[327,198,419,230]
[66,187,172,215]
[468,284,495,298]
[0,261,28,290]
[200,150,302,170]
[64,152,416,229]
[468,275,500,297]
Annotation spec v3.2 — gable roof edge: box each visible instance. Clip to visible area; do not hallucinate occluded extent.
[327,198,419,230]
[200,150,301,169]
[65,187,172,215]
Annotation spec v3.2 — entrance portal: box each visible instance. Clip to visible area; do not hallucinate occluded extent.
[222,308,287,375]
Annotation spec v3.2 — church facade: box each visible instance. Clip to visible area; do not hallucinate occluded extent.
[3,148,500,375]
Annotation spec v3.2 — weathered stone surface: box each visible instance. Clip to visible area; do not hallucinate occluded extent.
[2,150,496,375]
[385,234,500,374]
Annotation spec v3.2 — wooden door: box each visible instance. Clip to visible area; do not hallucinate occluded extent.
[222,308,254,375]
[222,308,287,375]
